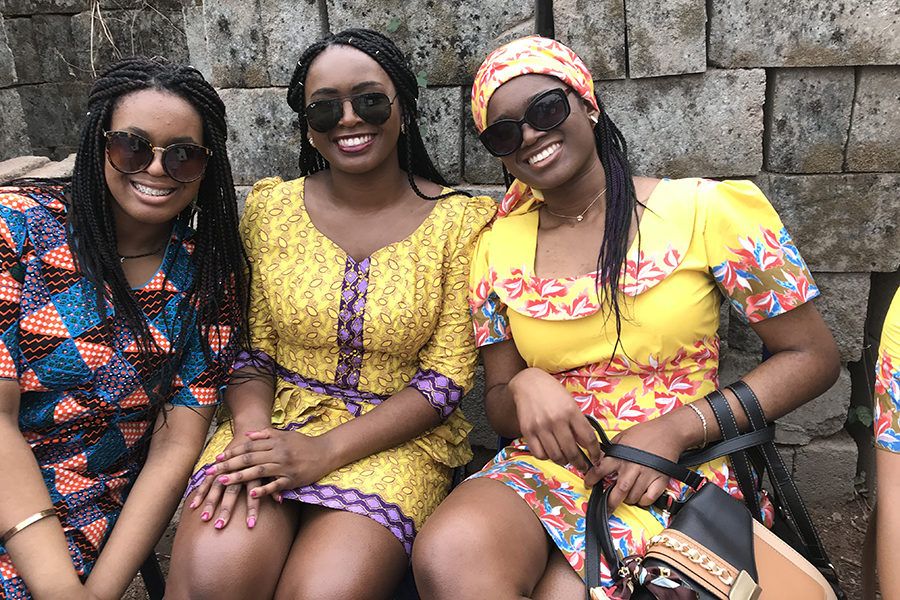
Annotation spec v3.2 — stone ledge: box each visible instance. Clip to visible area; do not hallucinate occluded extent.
[0,155,48,184]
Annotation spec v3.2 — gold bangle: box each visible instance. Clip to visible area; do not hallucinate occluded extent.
[0,508,57,546]
[687,402,709,448]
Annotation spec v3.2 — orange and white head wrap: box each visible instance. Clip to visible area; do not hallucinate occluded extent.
[471,36,598,217]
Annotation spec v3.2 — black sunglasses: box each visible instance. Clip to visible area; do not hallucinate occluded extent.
[104,131,211,183]
[305,92,398,133]
[479,88,573,157]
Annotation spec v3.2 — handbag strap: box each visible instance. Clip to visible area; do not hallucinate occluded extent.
[585,483,620,596]
[603,444,705,489]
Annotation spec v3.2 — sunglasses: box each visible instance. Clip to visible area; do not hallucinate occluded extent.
[479,88,573,157]
[305,92,397,132]
[104,131,212,183]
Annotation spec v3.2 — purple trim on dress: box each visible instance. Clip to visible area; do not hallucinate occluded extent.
[233,349,275,374]
[282,483,417,555]
[409,368,463,419]
[185,462,212,497]
[335,256,370,389]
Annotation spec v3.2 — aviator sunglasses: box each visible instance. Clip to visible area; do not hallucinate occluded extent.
[479,88,573,157]
[104,131,212,183]
[305,92,397,132]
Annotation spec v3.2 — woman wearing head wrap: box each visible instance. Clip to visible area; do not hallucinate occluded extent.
[412,36,839,598]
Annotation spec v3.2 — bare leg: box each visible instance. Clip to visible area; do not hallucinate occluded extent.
[164,490,300,600]
[273,504,408,600]
[412,478,555,600]
[532,545,583,600]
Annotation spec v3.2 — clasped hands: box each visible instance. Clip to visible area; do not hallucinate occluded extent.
[509,368,688,511]
[187,427,336,529]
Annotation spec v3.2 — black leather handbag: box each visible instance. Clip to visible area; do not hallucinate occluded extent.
[583,381,845,600]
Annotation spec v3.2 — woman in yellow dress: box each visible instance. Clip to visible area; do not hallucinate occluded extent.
[164,29,495,599]
[412,35,839,599]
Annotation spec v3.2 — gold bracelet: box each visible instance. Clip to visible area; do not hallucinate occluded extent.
[0,508,57,546]
[687,402,708,448]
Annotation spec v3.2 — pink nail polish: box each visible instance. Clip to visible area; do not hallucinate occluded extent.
[249,489,257,498]
[200,511,210,521]
[215,453,225,461]
[214,519,225,529]
[218,476,229,484]
[275,493,283,504]
[189,501,197,509]
[244,430,257,436]
[247,517,256,528]
[204,466,216,475]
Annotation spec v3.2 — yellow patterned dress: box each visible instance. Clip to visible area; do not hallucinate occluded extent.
[874,288,900,451]
[188,177,496,553]
[468,178,819,585]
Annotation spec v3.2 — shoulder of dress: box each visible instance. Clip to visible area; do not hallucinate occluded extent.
[251,176,286,193]
[0,185,66,216]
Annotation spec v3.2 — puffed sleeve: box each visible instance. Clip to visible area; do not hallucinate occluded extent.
[0,190,29,380]
[874,288,900,452]
[702,179,819,324]
[408,194,496,419]
[167,317,236,407]
[232,177,283,374]
[468,222,512,347]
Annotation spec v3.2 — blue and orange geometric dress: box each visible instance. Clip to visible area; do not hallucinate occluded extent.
[468,178,820,587]
[187,176,496,555]
[0,186,235,599]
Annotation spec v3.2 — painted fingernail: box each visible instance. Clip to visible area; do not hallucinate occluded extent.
[189,501,198,509]
[244,430,257,436]
[249,489,257,498]
[200,511,210,521]
[204,466,216,475]
[214,519,225,529]
[247,517,256,528]
[275,493,283,504]
[215,453,225,461]
[218,476,229,484]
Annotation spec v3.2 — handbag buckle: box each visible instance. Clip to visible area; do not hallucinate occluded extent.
[728,570,762,600]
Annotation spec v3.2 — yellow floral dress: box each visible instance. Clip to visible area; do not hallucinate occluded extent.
[188,177,496,554]
[468,178,819,584]
[874,288,900,451]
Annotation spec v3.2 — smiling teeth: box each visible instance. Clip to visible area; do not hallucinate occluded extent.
[527,143,560,165]
[133,182,174,196]
[337,134,374,148]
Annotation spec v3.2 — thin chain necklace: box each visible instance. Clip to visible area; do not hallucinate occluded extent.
[118,244,166,263]
[543,187,607,223]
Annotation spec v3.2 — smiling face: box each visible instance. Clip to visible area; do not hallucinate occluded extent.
[104,88,204,235]
[304,44,401,175]
[485,74,599,193]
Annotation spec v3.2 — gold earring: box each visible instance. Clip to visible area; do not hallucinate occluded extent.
[308,137,316,148]
[400,123,406,134]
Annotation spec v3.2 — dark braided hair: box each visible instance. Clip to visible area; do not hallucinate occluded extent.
[286,28,453,201]
[499,91,641,350]
[67,56,250,411]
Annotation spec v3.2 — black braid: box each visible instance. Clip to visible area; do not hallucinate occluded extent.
[64,56,250,416]
[287,28,456,201]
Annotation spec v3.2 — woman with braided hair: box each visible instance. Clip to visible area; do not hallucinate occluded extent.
[0,56,248,599]
[412,36,839,599]
[165,28,494,600]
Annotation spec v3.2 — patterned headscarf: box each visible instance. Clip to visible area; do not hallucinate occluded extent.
[471,36,598,217]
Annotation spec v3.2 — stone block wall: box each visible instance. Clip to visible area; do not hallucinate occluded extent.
[0,0,898,503]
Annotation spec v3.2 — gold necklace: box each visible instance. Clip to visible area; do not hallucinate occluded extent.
[543,187,607,222]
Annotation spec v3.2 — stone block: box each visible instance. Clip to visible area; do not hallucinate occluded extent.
[11,15,78,84]
[717,348,761,390]
[183,4,210,79]
[203,0,268,87]
[709,0,900,68]
[553,0,626,80]
[0,90,31,162]
[725,319,761,355]
[454,184,504,204]
[765,68,855,174]
[219,87,303,186]
[23,152,76,179]
[259,0,321,87]
[4,18,39,85]
[234,185,253,215]
[0,0,87,15]
[791,430,857,503]
[776,366,851,445]
[419,86,462,184]
[18,83,90,159]
[70,8,191,81]
[601,69,765,178]
[0,156,49,184]
[813,273,870,362]
[462,117,504,185]
[625,0,705,78]
[764,173,900,273]
[0,16,16,87]
[326,0,535,86]
[97,0,197,9]
[847,67,900,173]
[461,365,495,449]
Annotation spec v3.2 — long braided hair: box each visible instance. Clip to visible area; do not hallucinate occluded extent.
[286,28,452,201]
[67,56,249,409]
[501,94,641,348]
